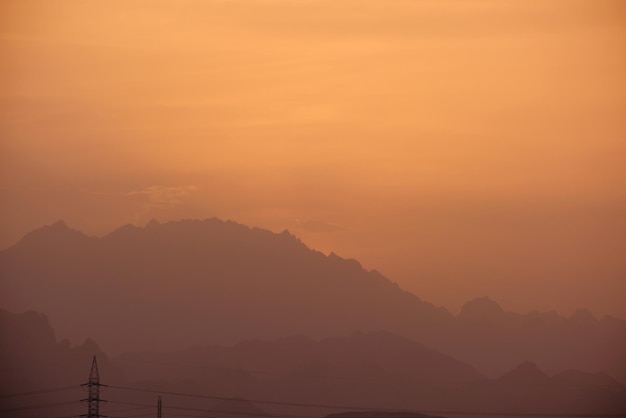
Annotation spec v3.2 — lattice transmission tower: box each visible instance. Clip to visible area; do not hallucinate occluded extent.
[81,356,106,418]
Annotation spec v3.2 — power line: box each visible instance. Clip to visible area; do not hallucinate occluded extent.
[162,404,318,418]
[114,415,217,418]
[112,400,626,418]
[108,385,390,412]
[107,400,318,418]
[116,358,385,383]
[0,400,79,413]
[0,384,77,398]
[0,356,96,373]
[108,413,156,418]
[105,405,154,414]
[51,401,153,418]
[107,385,626,418]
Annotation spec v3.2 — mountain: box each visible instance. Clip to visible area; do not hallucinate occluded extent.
[2,309,624,417]
[0,309,124,418]
[0,218,452,353]
[452,361,626,415]
[458,296,505,321]
[1,218,625,381]
[113,332,626,415]
[498,361,551,386]
[0,309,123,391]
[116,330,484,409]
[450,297,626,380]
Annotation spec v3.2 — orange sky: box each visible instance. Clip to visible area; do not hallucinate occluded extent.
[1,0,625,317]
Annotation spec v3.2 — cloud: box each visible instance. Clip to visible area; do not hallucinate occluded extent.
[294,219,345,233]
[127,185,198,209]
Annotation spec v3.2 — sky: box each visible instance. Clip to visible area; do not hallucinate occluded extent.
[1,0,625,317]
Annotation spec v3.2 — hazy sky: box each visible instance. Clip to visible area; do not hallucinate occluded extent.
[1,0,625,317]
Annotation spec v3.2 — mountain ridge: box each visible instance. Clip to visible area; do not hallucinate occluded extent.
[2,308,625,415]
[9,218,616,321]
[1,218,625,381]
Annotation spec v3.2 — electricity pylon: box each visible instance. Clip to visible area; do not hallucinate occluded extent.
[81,356,106,418]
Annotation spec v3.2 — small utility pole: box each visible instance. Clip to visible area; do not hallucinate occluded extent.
[81,356,106,418]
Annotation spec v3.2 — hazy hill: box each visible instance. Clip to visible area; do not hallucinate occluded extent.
[116,330,484,408]
[114,332,626,414]
[1,309,624,416]
[0,309,124,418]
[0,219,452,352]
[497,360,551,386]
[451,361,626,415]
[1,218,625,381]
[451,296,626,380]
[0,309,123,391]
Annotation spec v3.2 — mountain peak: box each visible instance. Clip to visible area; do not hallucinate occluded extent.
[570,308,597,323]
[499,360,550,385]
[459,296,504,319]
[37,220,81,235]
[50,219,69,229]
[145,218,160,228]
[3,217,453,353]
[11,220,91,251]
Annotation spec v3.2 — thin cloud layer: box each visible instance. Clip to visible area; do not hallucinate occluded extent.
[127,185,198,210]
[294,219,345,233]
[1,0,624,317]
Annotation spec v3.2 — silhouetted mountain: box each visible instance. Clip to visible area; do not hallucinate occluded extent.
[0,309,123,391]
[1,219,625,382]
[15,220,97,252]
[458,296,504,321]
[0,309,124,418]
[452,361,626,415]
[116,331,483,408]
[498,361,550,386]
[449,297,626,380]
[0,218,451,353]
[569,308,599,326]
[2,310,625,417]
[115,331,625,415]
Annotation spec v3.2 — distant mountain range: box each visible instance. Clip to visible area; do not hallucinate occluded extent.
[2,309,625,417]
[0,309,123,418]
[1,218,625,382]
[0,309,121,393]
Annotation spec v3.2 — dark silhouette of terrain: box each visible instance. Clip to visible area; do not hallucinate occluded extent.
[0,309,123,391]
[2,309,624,417]
[116,330,484,409]
[326,413,443,418]
[114,332,626,414]
[197,398,270,418]
[451,360,626,415]
[0,309,123,417]
[1,219,625,382]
